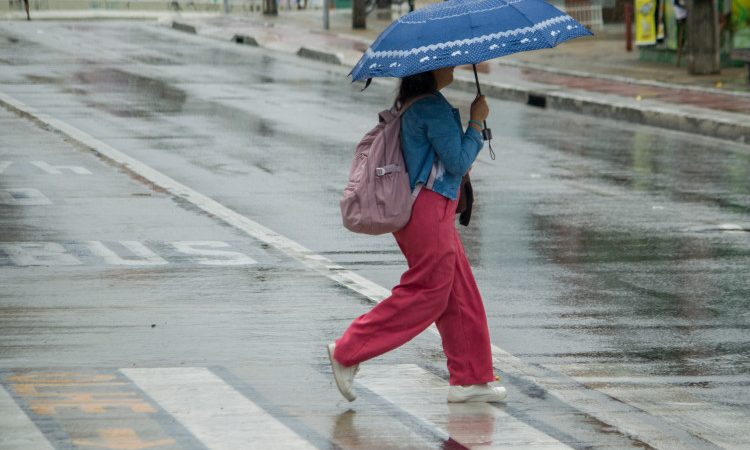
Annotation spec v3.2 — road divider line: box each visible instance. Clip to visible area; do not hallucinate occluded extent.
[358,364,574,449]
[0,385,54,450]
[0,90,716,450]
[121,367,317,450]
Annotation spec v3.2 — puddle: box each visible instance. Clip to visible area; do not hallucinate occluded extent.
[519,111,750,213]
[687,224,750,233]
[131,55,179,66]
[25,74,62,84]
[71,68,187,117]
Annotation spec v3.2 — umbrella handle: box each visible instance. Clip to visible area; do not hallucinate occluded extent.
[473,65,496,160]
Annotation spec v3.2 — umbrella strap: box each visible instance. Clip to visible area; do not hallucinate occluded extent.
[486,138,495,160]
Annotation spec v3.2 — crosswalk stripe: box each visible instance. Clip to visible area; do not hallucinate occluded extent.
[585,383,750,450]
[357,364,574,449]
[0,385,54,450]
[121,367,317,450]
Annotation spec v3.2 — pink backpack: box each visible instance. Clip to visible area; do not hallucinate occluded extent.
[340,95,433,235]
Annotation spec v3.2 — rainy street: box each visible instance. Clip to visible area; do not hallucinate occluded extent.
[1,20,750,449]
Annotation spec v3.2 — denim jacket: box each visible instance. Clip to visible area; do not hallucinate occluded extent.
[400,91,484,201]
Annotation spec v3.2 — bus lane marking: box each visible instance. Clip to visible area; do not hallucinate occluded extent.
[0,188,52,206]
[0,161,91,175]
[85,241,169,267]
[0,241,258,267]
[0,242,82,266]
[170,241,258,266]
[30,161,92,175]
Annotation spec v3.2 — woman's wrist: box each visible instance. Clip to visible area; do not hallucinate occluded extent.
[468,119,482,132]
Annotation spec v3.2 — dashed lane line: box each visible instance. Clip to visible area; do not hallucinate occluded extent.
[121,367,317,450]
[0,90,720,450]
[0,385,54,450]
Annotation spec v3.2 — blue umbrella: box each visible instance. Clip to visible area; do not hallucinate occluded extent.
[350,0,593,155]
[351,0,592,81]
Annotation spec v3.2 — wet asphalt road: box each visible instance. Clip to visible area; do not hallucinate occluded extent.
[1,20,749,449]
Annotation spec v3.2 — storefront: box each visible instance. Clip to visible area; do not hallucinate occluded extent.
[636,0,750,66]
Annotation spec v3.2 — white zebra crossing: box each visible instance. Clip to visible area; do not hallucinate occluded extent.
[561,370,750,450]
[2,366,575,449]
[121,367,317,450]
[357,364,574,449]
[5,365,741,449]
[0,385,54,450]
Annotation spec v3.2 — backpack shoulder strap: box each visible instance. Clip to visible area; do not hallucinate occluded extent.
[394,93,436,118]
[380,92,432,123]
[378,108,397,123]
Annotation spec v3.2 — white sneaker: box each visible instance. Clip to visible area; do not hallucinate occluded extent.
[327,343,359,402]
[447,384,507,403]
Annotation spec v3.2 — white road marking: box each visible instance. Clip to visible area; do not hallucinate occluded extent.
[30,161,92,175]
[358,364,573,449]
[0,93,388,299]
[0,188,51,206]
[0,161,11,174]
[121,367,316,450]
[0,242,82,266]
[553,367,750,450]
[0,385,54,450]
[0,240,257,267]
[557,374,750,385]
[0,90,721,450]
[85,241,169,266]
[171,241,257,266]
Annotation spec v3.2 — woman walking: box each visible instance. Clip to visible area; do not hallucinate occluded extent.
[328,66,505,403]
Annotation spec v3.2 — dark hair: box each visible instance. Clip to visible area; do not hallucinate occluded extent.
[396,71,436,107]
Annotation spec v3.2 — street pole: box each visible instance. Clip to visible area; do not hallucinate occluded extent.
[624,2,633,52]
[686,0,720,74]
[353,0,366,29]
[376,0,391,21]
[267,0,278,14]
[263,0,278,15]
[324,0,329,30]
[223,0,229,14]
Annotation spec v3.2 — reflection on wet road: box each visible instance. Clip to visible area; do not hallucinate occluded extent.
[1,20,749,449]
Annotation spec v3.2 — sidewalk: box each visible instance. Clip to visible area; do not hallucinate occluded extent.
[164,8,750,143]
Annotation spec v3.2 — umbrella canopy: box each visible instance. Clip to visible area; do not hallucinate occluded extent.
[350,0,593,82]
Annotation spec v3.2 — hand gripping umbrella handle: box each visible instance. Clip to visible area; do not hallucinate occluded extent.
[473,64,495,160]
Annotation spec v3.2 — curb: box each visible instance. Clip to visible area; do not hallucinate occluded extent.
[451,76,749,144]
[494,59,750,100]
[167,19,749,144]
[172,21,197,34]
[232,34,259,46]
[1,10,168,20]
[296,47,343,65]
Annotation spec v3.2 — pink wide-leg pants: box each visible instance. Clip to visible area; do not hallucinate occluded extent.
[334,188,494,386]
